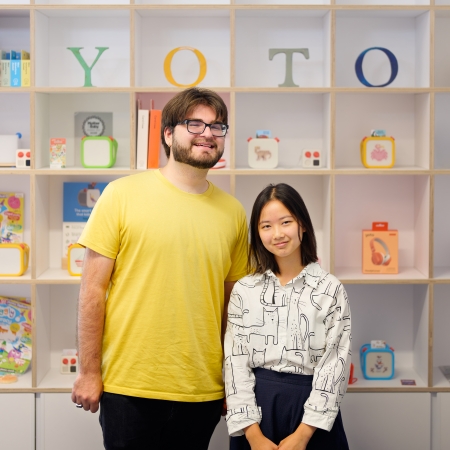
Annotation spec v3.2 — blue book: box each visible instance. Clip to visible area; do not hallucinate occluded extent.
[10,51,21,87]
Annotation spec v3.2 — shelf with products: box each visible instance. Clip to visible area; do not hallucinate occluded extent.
[333,175,430,281]
[335,9,430,88]
[34,174,124,282]
[34,92,132,171]
[134,9,230,88]
[235,9,331,88]
[34,8,130,88]
[235,92,331,170]
[235,173,332,271]
[433,175,450,281]
[35,284,79,390]
[432,284,450,389]
[335,93,430,171]
[345,283,429,390]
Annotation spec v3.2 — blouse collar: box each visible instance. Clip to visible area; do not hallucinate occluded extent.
[253,262,322,290]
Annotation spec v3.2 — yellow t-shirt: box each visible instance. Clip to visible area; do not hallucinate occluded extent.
[78,170,248,402]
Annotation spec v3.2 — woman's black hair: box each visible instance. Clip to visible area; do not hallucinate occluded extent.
[249,183,318,275]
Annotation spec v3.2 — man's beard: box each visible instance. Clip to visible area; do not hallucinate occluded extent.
[171,135,224,169]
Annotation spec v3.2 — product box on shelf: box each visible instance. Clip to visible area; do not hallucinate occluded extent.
[362,222,398,274]
[0,192,24,244]
[0,296,32,375]
[62,182,108,269]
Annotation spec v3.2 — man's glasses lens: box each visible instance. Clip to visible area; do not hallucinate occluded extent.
[183,120,228,137]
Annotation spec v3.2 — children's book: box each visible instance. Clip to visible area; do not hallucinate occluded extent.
[50,138,66,169]
[0,295,32,375]
[21,50,30,87]
[0,51,10,87]
[10,51,21,87]
[0,192,24,243]
[62,182,108,268]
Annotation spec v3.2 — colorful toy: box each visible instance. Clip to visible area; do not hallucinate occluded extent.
[0,192,24,244]
[81,136,117,168]
[301,149,322,168]
[16,149,30,169]
[0,243,29,276]
[67,244,85,276]
[362,222,398,274]
[60,349,78,374]
[248,137,279,169]
[360,130,395,168]
[360,341,395,380]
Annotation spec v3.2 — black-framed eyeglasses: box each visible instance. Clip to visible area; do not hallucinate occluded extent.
[177,119,229,137]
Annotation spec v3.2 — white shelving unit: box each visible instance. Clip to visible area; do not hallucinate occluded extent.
[1,1,450,449]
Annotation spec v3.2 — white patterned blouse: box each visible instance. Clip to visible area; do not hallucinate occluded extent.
[224,262,351,437]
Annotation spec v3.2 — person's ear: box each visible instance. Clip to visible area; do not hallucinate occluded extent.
[164,127,173,148]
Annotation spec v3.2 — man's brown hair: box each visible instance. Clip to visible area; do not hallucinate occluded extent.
[161,87,228,157]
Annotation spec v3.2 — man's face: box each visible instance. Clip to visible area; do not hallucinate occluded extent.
[165,104,226,169]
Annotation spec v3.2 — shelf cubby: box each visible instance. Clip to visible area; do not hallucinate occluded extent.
[35,284,79,390]
[235,92,331,170]
[335,93,430,171]
[345,283,429,389]
[34,174,124,282]
[433,176,450,280]
[235,9,331,88]
[434,94,450,170]
[335,10,430,88]
[0,10,30,72]
[134,9,230,88]
[34,93,131,171]
[334,175,430,281]
[34,9,130,88]
[433,285,450,388]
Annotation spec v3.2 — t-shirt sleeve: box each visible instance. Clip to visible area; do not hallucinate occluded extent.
[77,183,121,260]
[225,206,248,283]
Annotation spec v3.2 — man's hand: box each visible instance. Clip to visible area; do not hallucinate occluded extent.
[71,371,103,413]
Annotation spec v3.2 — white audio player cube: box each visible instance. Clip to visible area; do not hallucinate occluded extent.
[81,136,117,168]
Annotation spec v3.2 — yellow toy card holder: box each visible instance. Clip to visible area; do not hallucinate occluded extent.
[361,132,395,169]
[67,243,86,276]
[0,243,29,276]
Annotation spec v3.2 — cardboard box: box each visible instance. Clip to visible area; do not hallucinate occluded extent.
[362,222,398,274]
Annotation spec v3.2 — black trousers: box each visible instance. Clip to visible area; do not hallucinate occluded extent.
[230,368,349,450]
[99,392,223,450]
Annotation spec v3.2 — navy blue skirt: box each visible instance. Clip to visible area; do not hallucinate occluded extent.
[230,368,349,450]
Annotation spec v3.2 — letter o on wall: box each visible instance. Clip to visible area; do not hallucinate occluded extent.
[355,47,398,88]
[163,47,207,88]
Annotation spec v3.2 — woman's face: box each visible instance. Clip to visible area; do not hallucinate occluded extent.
[258,200,303,264]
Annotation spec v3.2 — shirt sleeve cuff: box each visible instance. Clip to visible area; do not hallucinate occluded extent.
[302,410,336,432]
[226,406,262,437]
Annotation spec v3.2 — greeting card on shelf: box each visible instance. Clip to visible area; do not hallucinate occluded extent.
[50,138,66,169]
[62,182,108,269]
[0,192,24,244]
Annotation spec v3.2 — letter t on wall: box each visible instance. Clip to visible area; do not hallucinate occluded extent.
[268,48,310,88]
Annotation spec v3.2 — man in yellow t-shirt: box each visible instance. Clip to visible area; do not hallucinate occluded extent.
[71,88,248,450]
